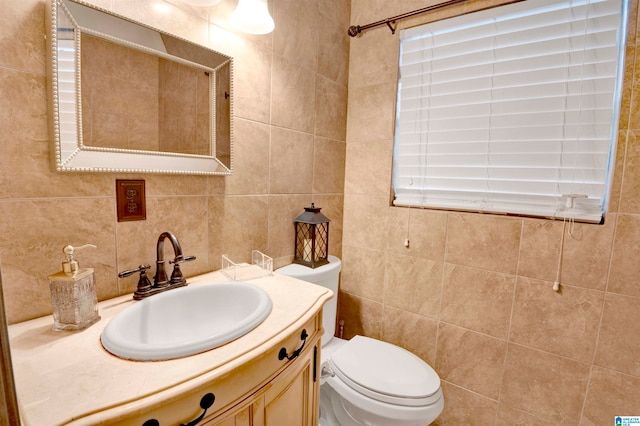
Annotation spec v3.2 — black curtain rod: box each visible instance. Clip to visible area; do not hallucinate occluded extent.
[347,0,470,37]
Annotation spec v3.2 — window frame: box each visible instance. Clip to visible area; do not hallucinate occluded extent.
[391,0,628,223]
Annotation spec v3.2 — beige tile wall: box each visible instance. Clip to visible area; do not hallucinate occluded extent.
[342,0,640,424]
[0,0,348,324]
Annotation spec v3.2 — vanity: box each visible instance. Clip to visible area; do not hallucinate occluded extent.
[8,270,331,425]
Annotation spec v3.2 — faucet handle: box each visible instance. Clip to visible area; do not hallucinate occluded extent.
[169,255,196,265]
[119,265,153,295]
[118,264,151,278]
[168,255,196,285]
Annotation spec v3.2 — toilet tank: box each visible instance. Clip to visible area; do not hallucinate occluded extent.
[276,255,341,345]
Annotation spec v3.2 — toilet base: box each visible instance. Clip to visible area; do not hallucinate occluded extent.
[319,381,443,426]
[319,385,340,426]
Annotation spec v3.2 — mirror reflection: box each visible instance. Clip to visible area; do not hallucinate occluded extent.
[81,34,212,156]
[48,0,233,174]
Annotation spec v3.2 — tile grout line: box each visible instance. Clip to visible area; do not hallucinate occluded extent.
[493,218,524,416]
[432,211,449,371]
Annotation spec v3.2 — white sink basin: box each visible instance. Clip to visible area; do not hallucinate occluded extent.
[101,281,272,361]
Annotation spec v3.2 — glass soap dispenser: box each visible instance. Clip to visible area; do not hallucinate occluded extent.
[47,244,100,331]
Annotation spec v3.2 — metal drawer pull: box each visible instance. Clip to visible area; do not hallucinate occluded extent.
[181,393,215,426]
[142,392,215,426]
[278,329,308,361]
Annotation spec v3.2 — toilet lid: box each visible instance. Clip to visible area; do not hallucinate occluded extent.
[276,255,341,282]
[329,335,440,405]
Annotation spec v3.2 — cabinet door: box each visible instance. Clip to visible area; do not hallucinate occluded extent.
[206,406,250,426]
[204,396,263,426]
[264,345,318,426]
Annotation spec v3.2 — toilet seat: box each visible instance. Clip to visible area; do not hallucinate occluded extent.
[327,336,441,407]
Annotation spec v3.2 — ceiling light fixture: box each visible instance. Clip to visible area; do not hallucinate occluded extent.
[230,0,275,35]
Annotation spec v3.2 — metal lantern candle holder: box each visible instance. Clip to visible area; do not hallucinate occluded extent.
[293,204,330,268]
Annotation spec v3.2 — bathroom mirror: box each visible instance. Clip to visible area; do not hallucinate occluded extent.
[46,0,233,174]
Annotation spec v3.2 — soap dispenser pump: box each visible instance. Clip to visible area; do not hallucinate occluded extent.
[47,244,100,331]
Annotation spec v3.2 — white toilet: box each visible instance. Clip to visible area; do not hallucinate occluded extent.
[277,256,444,426]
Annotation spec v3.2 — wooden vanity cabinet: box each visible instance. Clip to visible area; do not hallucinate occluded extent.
[132,313,322,426]
[8,272,332,426]
[207,341,319,426]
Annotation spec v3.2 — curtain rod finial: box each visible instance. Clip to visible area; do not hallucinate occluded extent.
[347,25,361,37]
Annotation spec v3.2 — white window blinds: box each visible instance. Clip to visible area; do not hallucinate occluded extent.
[392,0,627,222]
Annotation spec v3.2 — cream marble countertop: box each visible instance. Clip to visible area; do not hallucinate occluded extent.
[8,269,332,426]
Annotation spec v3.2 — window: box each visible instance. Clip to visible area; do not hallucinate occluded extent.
[392,0,627,222]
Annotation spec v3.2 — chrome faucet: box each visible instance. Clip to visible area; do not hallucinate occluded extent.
[118,231,196,300]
